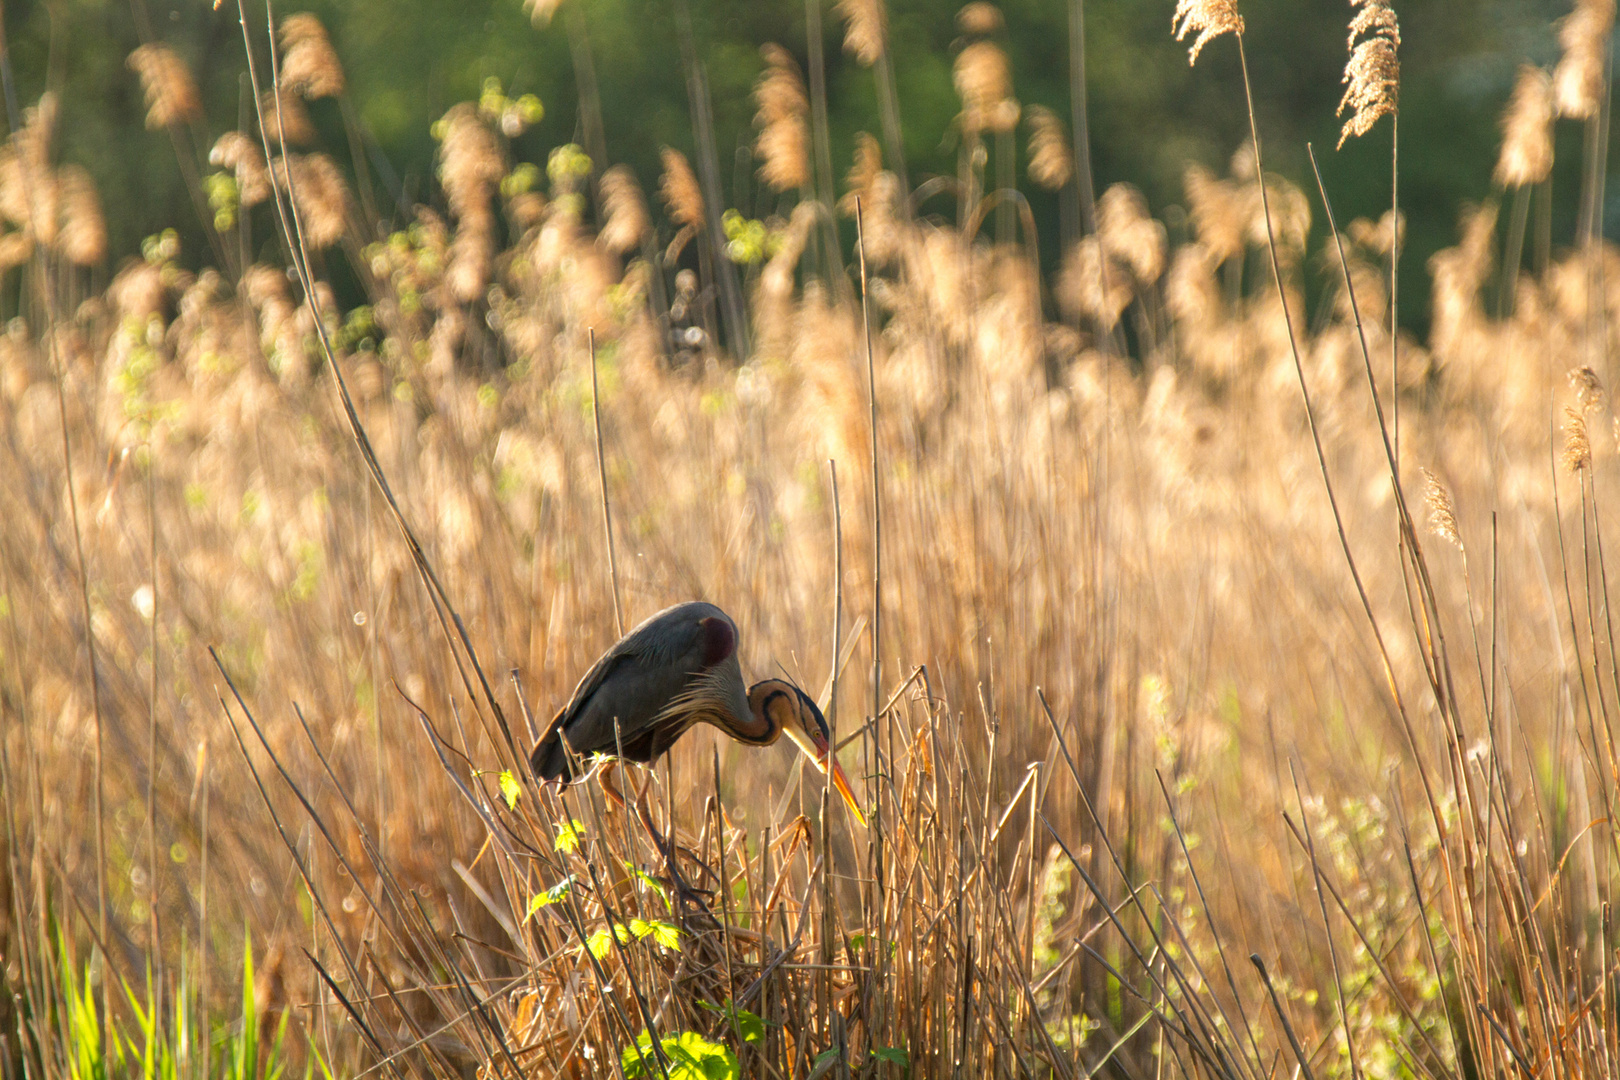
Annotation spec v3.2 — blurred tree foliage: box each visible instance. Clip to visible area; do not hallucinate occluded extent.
[9,0,1596,328]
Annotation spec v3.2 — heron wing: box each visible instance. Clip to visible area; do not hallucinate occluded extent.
[530,601,732,780]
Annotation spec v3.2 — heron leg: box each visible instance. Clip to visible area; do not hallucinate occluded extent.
[629,770,725,914]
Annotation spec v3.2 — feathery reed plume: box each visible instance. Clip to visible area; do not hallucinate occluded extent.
[0,228,34,273]
[127,44,202,129]
[0,97,57,246]
[447,208,495,304]
[278,14,346,99]
[597,165,649,255]
[1571,365,1606,411]
[436,104,504,219]
[835,0,888,65]
[1563,405,1593,471]
[954,40,1016,135]
[1184,163,1245,263]
[1348,208,1404,255]
[1553,0,1615,118]
[1098,183,1167,284]
[1058,236,1132,330]
[1025,106,1073,190]
[210,133,272,207]
[57,166,106,267]
[957,2,1005,35]
[1428,200,1497,357]
[259,87,315,146]
[1337,0,1399,147]
[1172,0,1244,65]
[1166,242,1223,329]
[754,45,811,193]
[1422,469,1461,547]
[659,147,705,227]
[524,0,566,27]
[271,153,350,248]
[1245,173,1311,253]
[1494,65,1554,187]
[839,132,883,215]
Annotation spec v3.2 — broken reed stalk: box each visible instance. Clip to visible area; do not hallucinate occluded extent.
[589,327,624,637]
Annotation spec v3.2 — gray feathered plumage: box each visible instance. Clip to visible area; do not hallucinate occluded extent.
[529,601,756,782]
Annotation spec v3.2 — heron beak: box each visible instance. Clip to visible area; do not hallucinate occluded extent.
[783,724,868,827]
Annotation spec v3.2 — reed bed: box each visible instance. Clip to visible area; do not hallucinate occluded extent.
[3,2,1620,1078]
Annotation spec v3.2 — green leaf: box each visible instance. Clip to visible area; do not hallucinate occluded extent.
[624,860,671,906]
[621,1030,739,1080]
[872,1045,910,1067]
[628,918,682,951]
[498,770,521,810]
[554,819,586,853]
[584,921,635,958]
[649,921,683,951]
[696,1000,764,1044]
[525,875,577,918]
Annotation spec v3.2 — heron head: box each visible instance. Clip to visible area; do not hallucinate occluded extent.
[747,680,867,826]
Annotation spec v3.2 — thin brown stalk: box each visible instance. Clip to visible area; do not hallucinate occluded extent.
[588,328,623,637]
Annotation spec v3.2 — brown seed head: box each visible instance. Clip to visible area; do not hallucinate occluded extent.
[1246,174,1311,253]
[835,0,888,65]
[1564,406,1593,472]
[128,44,202,129]
[754,45,810,192]
[1571,366,1606,412]
[1057,236,1132,330]
[1172,0,1244,66]
[957,3,1005,35]
[839,132,883,217]
[1422,469,1462,548]
[1554,0,1615,119]
[437,104,504,219]
[954,41,1013,135]
[1348,208,1404,255]
[1184,163,1245,264]
[1337,0,1399,147]
[271,153,350,248]
[598,165,649,255]
[57,166,106,267]
[260,87,315,146]
[1098,183,1167,284]
[211,133,272,207]
[1025,106,1073,191]
[659,147,705,228]
[279,14,346,99]
[1494,65,1553,187]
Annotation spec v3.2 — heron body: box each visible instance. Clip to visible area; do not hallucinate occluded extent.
[530,601,864,823]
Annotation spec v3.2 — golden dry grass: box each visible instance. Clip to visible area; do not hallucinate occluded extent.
[3,6,1620,1080]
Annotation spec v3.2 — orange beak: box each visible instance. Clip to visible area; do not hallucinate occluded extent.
[784,725,868,827]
